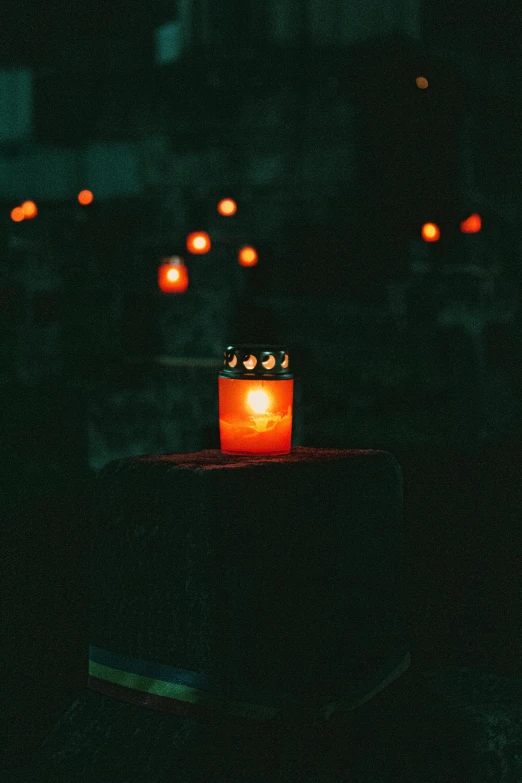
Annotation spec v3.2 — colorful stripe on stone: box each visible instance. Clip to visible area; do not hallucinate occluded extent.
[88,644,411,724]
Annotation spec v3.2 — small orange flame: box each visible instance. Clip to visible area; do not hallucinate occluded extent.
[167,268,180,282]
[247,389,270,414]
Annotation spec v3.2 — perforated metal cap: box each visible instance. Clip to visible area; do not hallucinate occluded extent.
[219,344,292,379]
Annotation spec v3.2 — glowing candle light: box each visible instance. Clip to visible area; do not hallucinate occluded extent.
[217,198,237,216]
[21,200,38,218]
[460,213,481,233]
[219,345,293,455]
[158,256,189,293]
[238,246,258,267]
[421,222,440,242]
[247,389,270,414]
[78,190,94,205]
[187,231,211,254]
[10,206,25,222]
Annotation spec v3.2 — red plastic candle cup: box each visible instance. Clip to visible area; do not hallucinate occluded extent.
[158,256,189,294]
[218,345,293,455]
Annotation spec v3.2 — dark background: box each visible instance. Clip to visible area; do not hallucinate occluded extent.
[1,0,521,771]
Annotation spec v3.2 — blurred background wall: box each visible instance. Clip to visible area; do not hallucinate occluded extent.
[0,0,520,467]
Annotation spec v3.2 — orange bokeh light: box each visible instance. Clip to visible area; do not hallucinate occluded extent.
[78,190,94,206]
[21,200,38,218]
[186,231,211,254]
[238,246,258,267]
[416,76,429,89]
[10,206,25,222]
[460,213,482,234]
[217,198,237,216]
[421,222,440,242]
[158,259,189,294]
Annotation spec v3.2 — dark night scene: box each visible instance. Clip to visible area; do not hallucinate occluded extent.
[2,1,522,781]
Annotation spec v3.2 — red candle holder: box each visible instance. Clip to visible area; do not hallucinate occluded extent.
[158,256,189,294]
[218,344,293,455]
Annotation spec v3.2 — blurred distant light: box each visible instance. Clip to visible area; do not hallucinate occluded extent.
[10,206,25,222]
[217,198,237,216]
[238,246,258,267]
[158,257,189,294]
[78,189,94,205]
[416,76,429,89]
[421,222,440,242]
[460,213,482,233]
[21,200,38,218]
[187,231,211,254]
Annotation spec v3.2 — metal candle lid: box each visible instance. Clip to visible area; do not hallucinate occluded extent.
[219,344,292,379]
[162,255,185,265]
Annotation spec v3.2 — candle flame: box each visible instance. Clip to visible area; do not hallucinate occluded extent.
[247,389,270,414]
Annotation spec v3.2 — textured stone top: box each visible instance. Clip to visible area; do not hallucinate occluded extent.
[89,446,406,699]
[125,446,399,471]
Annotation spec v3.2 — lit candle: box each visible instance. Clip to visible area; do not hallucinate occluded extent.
[218,345,293,455]
[158,256,189,294]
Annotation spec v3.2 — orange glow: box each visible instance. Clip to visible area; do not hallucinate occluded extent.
[217,198,237,216]
[78,190,94,206]
[460,213,482,233]
[158,260,189,293]
[416,76,429,89]
[219,377,293,455]
[10,206,25,222]
[247,389,270,414]
[421,222,440,242]
[21,200,38,218]
[238,246,258,267]
[186,231,211,254]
